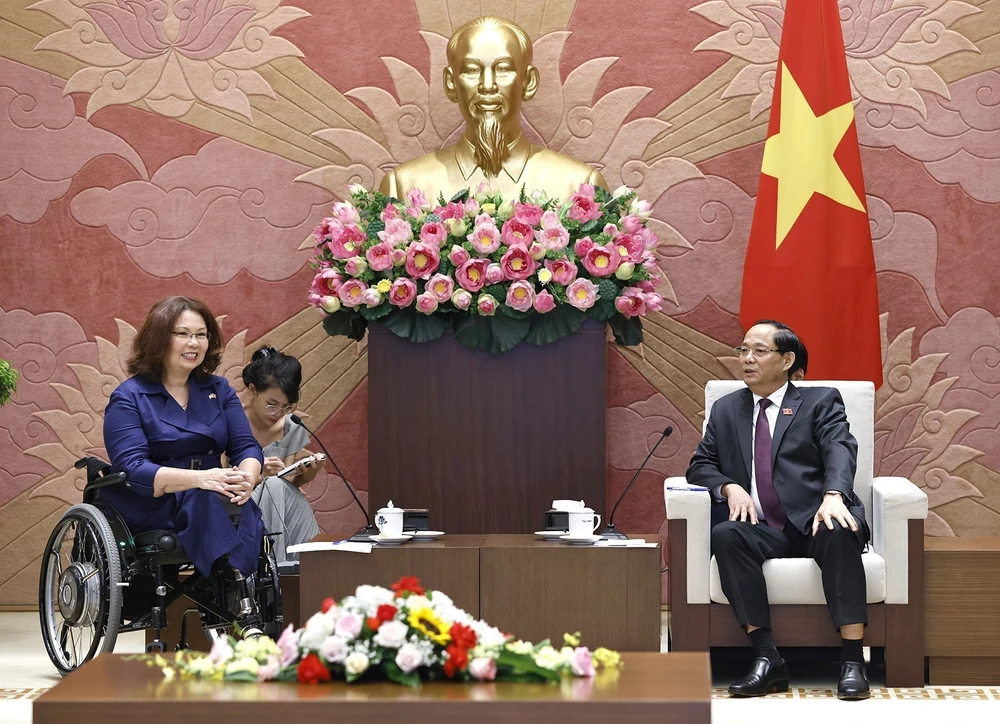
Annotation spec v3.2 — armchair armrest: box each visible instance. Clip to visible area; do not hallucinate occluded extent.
[872,476,928,604]
[664,477,712,604]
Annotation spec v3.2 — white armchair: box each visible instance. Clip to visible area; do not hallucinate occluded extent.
[665,380,928,687]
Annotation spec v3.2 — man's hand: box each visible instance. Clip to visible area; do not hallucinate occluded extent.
[723,483,758,524]
[812,492,858,536]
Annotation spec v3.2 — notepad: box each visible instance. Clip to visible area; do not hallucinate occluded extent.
[286,541,373,554]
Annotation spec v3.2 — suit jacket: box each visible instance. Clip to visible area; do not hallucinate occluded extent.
[103,373,263,497]
[686,383,868,541]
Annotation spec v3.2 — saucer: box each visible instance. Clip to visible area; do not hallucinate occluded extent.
[559,534,603,545]
[534,530,568,540]
[369,533,413,546]
[409,530,445,541]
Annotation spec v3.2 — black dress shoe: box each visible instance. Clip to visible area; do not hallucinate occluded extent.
[837,661,870,700]
[728,657,790,697]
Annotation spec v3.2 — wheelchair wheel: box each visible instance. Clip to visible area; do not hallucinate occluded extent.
[257,546,283,637]
[38,504,123,675]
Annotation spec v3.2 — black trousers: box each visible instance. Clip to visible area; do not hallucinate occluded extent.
[711,519,868,631]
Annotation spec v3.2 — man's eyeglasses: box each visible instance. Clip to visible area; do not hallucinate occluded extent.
[173,331,210,342]
[734,346,782,358]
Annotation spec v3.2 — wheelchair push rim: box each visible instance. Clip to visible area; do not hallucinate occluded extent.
[38,503,123,675]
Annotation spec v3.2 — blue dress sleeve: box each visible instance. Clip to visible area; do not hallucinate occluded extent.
[103,384,159,496]
[220,380,263,467]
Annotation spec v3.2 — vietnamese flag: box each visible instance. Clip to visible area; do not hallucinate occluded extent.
[740,0,882,387]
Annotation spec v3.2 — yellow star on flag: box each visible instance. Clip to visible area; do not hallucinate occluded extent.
[761,62,865,248]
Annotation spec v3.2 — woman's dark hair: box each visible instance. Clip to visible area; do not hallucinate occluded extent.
[752,319,801,380]
[127,296,223,381]
[241,346,302,404]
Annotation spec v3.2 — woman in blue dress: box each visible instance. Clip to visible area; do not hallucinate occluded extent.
[100,296,264,585]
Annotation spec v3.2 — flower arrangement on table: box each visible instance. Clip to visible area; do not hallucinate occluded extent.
[306,183,664,354]
[146,576,621,686]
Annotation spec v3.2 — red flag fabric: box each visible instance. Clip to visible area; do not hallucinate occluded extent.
[740,0,882,387]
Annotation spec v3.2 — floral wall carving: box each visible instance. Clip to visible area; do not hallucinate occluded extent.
[1,0,998,605]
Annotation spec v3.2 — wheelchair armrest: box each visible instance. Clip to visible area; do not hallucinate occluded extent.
[86,471,128,490]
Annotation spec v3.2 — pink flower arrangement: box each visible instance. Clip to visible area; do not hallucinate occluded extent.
[311,183,662,351]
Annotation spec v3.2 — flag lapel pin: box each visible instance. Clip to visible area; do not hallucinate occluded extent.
[782,407,793,415]
[209,393,217,400]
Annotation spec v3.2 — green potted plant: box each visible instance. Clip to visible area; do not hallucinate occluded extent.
[0,359,17,406]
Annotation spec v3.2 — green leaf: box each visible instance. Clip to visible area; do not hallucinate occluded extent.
[223,671,259,682]
[365,218,385,240]
[322,310,368,341]
[275,666,298,682]
[524,305,586,345]
[579,218,601,234]
[360,303,393,321]
[496,650,561,682]
[608,314,644,346]
[384,661,422,688]
[450,188,470,204]
[484,283,507,301]
[382,307,450,344]
[499,305,531,320]
[453,314,530,354]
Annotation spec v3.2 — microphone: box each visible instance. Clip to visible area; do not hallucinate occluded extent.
[601,426,673,540]
[289,415,378,543]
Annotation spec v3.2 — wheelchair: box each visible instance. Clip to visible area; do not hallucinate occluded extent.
[38,456,283,676]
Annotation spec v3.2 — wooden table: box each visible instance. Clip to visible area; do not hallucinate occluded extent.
[925,537,1000,684]
[34,652,710,724]
[479,535,661,652]
[298,535,485,622]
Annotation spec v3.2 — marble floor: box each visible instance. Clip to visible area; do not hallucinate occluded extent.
[2,611,998,723]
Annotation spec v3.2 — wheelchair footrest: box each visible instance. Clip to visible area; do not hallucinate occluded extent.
[145,641,165,653]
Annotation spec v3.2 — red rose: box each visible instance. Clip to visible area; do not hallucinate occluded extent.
[443,644,469,678]
[321,596,336,614]
[391,575,425,598]
[449,623,477,650]
[376,604,398,622]
[367,616,382,631]
[297,653,331,684]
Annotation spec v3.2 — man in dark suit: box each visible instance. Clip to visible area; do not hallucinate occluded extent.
[687,320,870,700]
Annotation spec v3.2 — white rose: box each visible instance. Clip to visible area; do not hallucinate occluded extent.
[355,585,394,607]
[319,635,349,664]
[373,620,409,649]
[395,643,423,674]
[344,652,370,676]
[429,591,454,608]
[403,594,431,611]
[297,626,327,652]
[305,611,335,637]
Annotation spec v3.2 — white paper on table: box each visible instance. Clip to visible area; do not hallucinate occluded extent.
[593,538,657,548]
[286,541,373,554]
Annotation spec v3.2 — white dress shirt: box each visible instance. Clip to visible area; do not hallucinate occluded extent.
[749,382,789,523]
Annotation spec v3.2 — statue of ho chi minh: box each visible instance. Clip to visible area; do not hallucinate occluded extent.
[379,16,608,203]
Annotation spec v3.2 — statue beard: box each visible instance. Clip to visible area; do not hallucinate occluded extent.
[472,110,510,178]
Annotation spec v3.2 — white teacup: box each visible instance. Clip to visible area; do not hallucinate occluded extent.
[375,504,404,537]
[567,507,601,538]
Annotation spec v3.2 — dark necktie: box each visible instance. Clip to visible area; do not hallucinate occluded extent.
[755,398,787,530]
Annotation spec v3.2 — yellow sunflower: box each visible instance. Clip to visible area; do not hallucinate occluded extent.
[407,607,451,646]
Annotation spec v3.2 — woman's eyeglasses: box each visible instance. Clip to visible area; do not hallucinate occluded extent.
[172,331,210,342]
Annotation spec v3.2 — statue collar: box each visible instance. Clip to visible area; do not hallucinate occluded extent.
[455,132,532,184]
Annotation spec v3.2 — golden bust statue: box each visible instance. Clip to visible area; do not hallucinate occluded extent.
[379,16,608,202]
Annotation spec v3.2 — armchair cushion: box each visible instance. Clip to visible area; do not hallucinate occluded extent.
[709,552,887,605]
